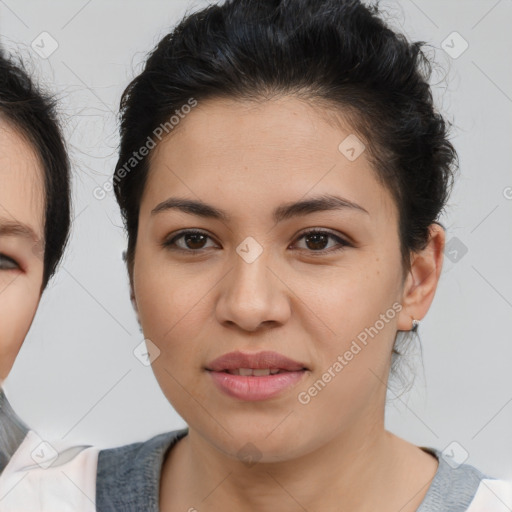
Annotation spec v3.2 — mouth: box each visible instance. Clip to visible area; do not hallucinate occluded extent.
[205,351,309,401]
[205,350,309,373]
[217,368,302,376]
[207,368,308,401]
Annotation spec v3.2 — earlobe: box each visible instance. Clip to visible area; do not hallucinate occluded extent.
[397,223,445,331]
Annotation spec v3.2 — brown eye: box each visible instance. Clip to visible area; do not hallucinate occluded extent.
[182,232,208,250]
[304,232,329,250]
[293,230,349,254]
[163,230,218,252]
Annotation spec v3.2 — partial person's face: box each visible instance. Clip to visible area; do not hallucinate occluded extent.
[132,96,443,461]
[0,120,45,381]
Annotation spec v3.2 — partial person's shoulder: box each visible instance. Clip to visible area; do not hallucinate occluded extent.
[97,428,187,472]
[96,427,188,512]
[0,388,30,473]
[418,446,512,512]
[0,429,98,511]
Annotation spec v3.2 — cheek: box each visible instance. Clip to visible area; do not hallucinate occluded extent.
[299,257,402,399]
[288,276,400,441]
[133,260,214,413]
[133,253,211,357]
[0,276,41,379]
[302,258,400,342]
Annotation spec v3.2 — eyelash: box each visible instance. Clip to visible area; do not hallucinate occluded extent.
[162,229,350,256]
[0,253,20,271]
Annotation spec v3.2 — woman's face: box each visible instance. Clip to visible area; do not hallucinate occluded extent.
[133,96,434,461]
[0,120,45,381]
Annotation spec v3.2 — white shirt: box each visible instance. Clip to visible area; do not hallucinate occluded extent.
[0,429,98,511]
[466,478,512,512]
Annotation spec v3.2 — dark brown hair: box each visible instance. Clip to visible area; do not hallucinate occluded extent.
[0,49,71,289]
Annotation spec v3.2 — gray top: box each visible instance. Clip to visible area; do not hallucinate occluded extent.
[0,388,30,474]
[96,427,489,512]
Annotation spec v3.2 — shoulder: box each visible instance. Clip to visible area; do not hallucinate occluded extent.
[418,446,512,512]
[96,427,188,512]
[0,388,30,473]
[0,429,98,512]
[96,427,188,480]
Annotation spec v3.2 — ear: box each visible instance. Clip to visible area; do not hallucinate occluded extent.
[127,266,143,331]
[129,280,142,322]
[124,249,141,327]
[130,285,138,313]
[397,223,445,330]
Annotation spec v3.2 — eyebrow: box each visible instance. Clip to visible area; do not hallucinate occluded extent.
[0,219,39,241]
[151,194,369,223]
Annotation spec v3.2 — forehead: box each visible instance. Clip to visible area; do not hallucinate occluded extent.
[144,96,398,225]
[0,119,45,238]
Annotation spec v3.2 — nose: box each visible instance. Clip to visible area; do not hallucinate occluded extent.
[215,248,291,332]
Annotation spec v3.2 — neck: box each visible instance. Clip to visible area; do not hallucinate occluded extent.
[160,413,438,512]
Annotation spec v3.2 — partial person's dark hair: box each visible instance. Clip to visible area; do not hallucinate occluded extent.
[113,0,458,379]
[0,49,71,289]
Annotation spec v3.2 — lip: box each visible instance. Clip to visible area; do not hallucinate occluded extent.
[205,350,308,401]
[205,350,308,372]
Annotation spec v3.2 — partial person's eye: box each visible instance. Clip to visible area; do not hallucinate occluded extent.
[0,253,20,270]
[162,229,219,253]
[292,229,350,255]
[162,228,350,255]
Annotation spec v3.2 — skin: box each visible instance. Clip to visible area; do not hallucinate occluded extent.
[132,95,445,512]
[0,119,45,382]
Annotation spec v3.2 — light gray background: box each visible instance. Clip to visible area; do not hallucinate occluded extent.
[1,0,511,479]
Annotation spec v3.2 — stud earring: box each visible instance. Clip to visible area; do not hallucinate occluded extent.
[411,318,420,332]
